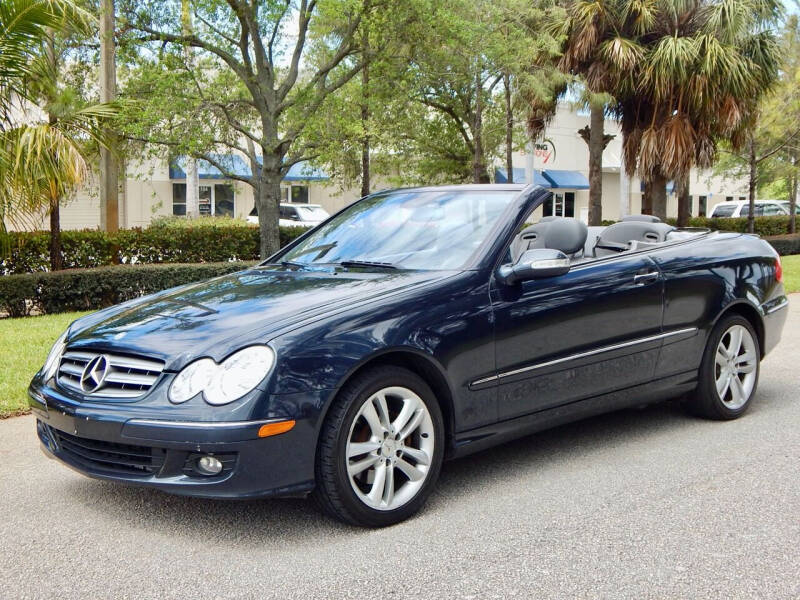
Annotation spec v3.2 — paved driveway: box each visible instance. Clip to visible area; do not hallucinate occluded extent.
[1,301,799,600]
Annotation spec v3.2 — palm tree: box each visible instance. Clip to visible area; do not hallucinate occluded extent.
[553,0,782,222]
[1,1,115,269]
[0,0,90,124]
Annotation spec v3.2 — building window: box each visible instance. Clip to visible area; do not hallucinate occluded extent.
[739,196,747,202]
[542,192,575,218]
[290,185,309,204]
[173,183,186,215]
[725,196,734,202]
[199,185,212,215]
[172,182,235,216]
[215,184,234,217]
[698,195,707,217]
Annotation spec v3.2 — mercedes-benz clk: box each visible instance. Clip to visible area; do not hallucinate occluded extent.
[30,184,788,527]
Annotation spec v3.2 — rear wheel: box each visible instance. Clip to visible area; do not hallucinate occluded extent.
[313,366,444,527]
[687,315,760,420]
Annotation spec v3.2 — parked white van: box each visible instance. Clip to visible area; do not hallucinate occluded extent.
[708,200,789,218]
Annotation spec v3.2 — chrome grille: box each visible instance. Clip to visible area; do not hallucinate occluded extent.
[57,349,164,399]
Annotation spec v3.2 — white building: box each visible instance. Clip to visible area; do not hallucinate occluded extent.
[501,104,749,222]
[23,104,749,231]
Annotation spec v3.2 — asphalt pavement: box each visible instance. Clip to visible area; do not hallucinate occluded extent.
[1,301,798,599]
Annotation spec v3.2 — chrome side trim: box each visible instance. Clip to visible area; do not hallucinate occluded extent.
[764,298,789,315]
[470,327,698,387]
[125,418,284,429]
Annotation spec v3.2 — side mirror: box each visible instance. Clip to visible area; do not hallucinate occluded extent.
[497,248,571,285]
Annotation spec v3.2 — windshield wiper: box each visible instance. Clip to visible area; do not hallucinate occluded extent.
[337,260,397,270]
[260,260,308,270]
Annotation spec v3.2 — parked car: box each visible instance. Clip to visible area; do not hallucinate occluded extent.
[778,200,800,215]
[247,202,330,228]
[708,199,789,218]
[30,184,788,527]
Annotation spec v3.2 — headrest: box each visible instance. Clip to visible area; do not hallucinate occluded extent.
[621,214,662,223]
[599,221,675,245]
[542,218,588,255]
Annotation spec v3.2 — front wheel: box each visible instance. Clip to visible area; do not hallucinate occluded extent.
[687,315,760,420]
[313,366,445,527]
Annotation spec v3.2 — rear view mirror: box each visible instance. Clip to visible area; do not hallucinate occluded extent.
[497,248,571,285]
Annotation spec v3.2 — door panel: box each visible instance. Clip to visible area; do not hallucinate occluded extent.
[490,255,664,420]
[649,238,731,379]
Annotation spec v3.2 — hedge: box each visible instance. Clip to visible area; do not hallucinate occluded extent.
[764,234,800,256]
[0,224,307,275]
[665,216,793,237]
[0,262,257,318]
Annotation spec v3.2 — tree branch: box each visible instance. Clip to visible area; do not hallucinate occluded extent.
[417,97,475,153]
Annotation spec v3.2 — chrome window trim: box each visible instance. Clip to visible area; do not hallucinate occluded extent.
[470,327,698,387]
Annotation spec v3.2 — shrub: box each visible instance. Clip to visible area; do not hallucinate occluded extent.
[0,224,307,275]
[665,216,792,237]
[764,234,800,256]
[149,215,254,229]
[0,262,258,317]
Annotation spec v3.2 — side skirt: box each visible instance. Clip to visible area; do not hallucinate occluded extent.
[448,371,698,460]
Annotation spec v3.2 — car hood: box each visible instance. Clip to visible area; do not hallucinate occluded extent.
[66,266,453,369]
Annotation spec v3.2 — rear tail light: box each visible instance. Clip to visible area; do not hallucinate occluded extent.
[775,256,783,282]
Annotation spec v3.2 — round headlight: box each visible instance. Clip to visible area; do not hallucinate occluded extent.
[203,346,275,406]
[169,358,217,404]
[42,331,68,381]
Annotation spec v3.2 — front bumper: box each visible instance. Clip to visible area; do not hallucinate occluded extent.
[30,386,318,499]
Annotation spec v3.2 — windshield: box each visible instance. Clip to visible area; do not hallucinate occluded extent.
[276,189,518,270]
[711,204,737,217]
[297,205,329,220]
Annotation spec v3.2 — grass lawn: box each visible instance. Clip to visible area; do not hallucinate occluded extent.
[0,311,90,418]
[781,254,800,294]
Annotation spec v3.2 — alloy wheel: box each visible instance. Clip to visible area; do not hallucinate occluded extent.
[714,324,758,410]
[345,386,435,511]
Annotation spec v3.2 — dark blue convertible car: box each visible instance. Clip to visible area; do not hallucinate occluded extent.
[29,184,788,526]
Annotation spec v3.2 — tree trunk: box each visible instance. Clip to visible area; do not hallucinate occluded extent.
[99,0,118,231]
[677,173,691,227]
[587,103,604,226]
[747,136,757,234]
[642,180,653,215]
[359,27,370,198]
[472,68,489,184]
[650,173,668,221]
[49,197,63,271]
[504,72,513,183]
[181,0,199,218]
[255,178,282,259]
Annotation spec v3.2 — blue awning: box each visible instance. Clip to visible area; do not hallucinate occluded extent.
[494,167,550,187]
[169,155,329,182]
[283,162,329,182]
[541,170,590,190]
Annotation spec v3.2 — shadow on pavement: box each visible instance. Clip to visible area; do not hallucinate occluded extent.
[61,393,782,544]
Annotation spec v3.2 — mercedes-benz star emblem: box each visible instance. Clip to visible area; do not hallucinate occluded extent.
[80,355,110,393]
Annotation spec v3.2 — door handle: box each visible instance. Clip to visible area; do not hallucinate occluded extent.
[633,271,660,285]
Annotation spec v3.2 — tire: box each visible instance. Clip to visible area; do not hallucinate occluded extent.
[687,315,760,420]
[313,365,445,527]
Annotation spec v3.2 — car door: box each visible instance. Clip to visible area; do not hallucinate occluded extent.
[489,254,665,420]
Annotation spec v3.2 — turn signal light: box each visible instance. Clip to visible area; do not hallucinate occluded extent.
[258,420,296,438]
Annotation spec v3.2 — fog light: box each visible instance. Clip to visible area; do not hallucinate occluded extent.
[196,455,223,476]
